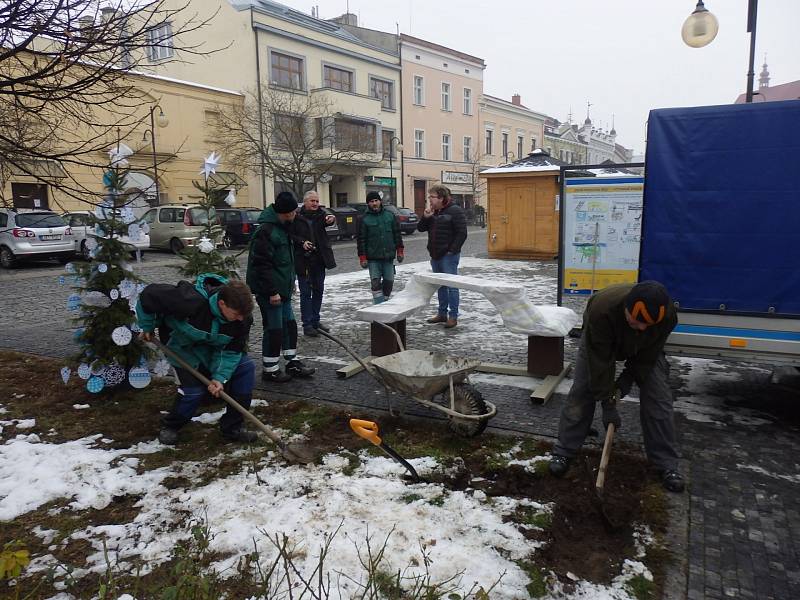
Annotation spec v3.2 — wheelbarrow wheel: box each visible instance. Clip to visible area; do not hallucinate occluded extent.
[447,384,489,438]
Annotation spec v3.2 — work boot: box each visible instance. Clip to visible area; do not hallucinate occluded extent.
[548,455,572,478]
[315,322,330,332]
[661,470,686,493]
[222,428,259,443]
[426,314,447,324]
[303,325,319,337]
[444,318,458,329]
[262,369,292,383]
[286,359,315,378]
[158,428,179,445]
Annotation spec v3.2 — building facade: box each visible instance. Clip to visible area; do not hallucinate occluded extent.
[479,94,546,169]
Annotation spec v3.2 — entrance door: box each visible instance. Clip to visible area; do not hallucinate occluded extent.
[12,183,49,209]
[413,180,426,216]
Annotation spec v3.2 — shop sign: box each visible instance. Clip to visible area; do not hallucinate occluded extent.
[364,176,396,187]
[441,171,473,185]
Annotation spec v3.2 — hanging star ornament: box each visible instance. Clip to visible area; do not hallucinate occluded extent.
[224,189,237,206]
[200,151,221,180]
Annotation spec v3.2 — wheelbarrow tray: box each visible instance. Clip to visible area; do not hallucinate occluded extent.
[370,349,481,401]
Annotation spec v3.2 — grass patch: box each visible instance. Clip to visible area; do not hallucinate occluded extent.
[517,507,552,530]
[279,406,335,433]
[516,560,548,598]
[340,451,362,476]
[639,483,669,530]
[401,493,424,504]
[626,573,656,599]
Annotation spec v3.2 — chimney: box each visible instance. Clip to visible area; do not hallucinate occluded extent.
[331,13,358,26]
[511,94,521,106]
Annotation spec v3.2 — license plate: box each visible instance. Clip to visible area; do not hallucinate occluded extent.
[346,217,353,223]
[40,234,61,240]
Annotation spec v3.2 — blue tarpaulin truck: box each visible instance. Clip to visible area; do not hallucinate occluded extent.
[640,100,800,366]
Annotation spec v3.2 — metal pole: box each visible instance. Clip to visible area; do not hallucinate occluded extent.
[589,221,599,295]
[150,106,160,206]
[745,0,758,103]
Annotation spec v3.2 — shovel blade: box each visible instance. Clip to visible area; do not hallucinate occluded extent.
[279,441,317,465]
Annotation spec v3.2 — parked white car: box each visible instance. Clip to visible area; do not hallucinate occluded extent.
[63,211,150,259]
[0,208,75,268]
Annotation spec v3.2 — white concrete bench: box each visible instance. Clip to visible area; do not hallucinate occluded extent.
[346,272,580,402]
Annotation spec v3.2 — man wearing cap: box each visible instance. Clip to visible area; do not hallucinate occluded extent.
[357,191,403,304]
[549,281,685,493]
[246,191,316,383]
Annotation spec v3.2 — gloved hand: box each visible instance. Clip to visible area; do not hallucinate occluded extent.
[359,255,368,269]
[615,369,635,399]
[396,248,404,263]
[601,400,621,430]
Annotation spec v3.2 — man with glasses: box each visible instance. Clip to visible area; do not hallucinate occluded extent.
[417,184,467,328]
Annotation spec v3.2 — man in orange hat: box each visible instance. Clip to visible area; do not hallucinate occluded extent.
[549,280,685,493]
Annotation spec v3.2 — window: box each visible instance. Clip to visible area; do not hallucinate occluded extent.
[463,136,472,162]
[141,210,156,224]
[382,129,397,159]
[442,134,451,161]
[69,214,88,227]
[517,136,524,160]
[272,114,306,148]
[560,149,565,161]
[531,137,537,152]
[147,22,173,61]
[413,76,424,105]
[271,51,304,90]
[463,88,472,115]
[323,65,353,92]
[485,129,493,155]
[370,77,394,110]
[0,213,6,227]
[335,119,376,153]
[502,132,509,159]
[414,129,425,158]
[441,82,451,111]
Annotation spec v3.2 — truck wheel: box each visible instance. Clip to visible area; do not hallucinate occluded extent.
[169,238,184,255]
[0,246,17,269]
[446,384,489,437]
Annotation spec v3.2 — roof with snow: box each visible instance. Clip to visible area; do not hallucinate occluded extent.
[481,149,568,175]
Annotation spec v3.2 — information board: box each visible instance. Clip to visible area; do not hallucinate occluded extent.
[561,176,643,296]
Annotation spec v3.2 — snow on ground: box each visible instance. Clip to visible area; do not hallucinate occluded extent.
[0,421,648,599]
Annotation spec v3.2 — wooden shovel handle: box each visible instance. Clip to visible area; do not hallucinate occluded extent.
[596,422,615,492]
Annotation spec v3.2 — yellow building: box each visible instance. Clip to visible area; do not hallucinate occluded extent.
[144,0,402,208]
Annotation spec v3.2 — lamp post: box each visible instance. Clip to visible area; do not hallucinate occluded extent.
[387,136,403,204]
[142,105,169,205]
[682,0,758,103]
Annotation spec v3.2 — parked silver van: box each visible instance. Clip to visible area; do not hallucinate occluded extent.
[140,205,217,254]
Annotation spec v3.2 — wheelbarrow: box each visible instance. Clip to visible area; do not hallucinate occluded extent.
[317,327,497,437]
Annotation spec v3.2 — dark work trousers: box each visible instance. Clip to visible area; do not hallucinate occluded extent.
[553,338,680,472]
[297,261,326,328]
[161,356,255,436]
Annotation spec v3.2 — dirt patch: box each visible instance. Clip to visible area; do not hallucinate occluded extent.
[1,351,671,598]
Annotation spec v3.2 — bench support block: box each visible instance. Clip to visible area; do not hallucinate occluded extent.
[371,319,406,356]
[527,335,564,377]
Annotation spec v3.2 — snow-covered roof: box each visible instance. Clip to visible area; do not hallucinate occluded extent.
[481,149,567,175]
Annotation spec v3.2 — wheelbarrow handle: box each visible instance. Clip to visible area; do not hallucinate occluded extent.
[349,418,382,445]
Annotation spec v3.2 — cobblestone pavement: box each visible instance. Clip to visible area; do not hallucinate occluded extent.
[2,226,799,599]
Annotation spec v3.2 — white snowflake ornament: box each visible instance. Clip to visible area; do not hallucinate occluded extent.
[153,358,172,377]
[224,189,237,206]
[111,326,132,346]
[197,237,214,254]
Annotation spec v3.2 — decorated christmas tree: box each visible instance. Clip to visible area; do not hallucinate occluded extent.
[176,151,240,280]
[61,147,163,393]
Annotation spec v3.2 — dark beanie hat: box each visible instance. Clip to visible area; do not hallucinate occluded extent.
[366,191,382,202]
[625,280,670,325]
[274,191,298,214]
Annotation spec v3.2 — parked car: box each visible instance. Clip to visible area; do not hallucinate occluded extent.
[62,211,150,259]
[217,207,262,248]
[396,207,419,235]
[140,205,218,254]
[0,208,74,268]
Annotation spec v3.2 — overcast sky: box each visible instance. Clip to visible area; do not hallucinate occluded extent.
[282,0,799,155]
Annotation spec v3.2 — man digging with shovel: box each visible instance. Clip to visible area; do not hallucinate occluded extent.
[136,275,259,446]
[549,281,685,493]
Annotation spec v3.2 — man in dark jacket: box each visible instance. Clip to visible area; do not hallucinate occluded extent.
[136,275,258,445]
[549,281,685,493]
[357,191,404,304]
[246,192,315,383]
[292,190,337,337]
[417,184,467,328]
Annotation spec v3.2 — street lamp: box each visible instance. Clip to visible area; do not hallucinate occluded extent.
[141,105,169,205]
[682,0,759,103]
[387,136,403,204]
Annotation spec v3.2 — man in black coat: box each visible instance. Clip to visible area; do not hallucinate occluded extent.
[292,190,337,337]
[417,184,468,328]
